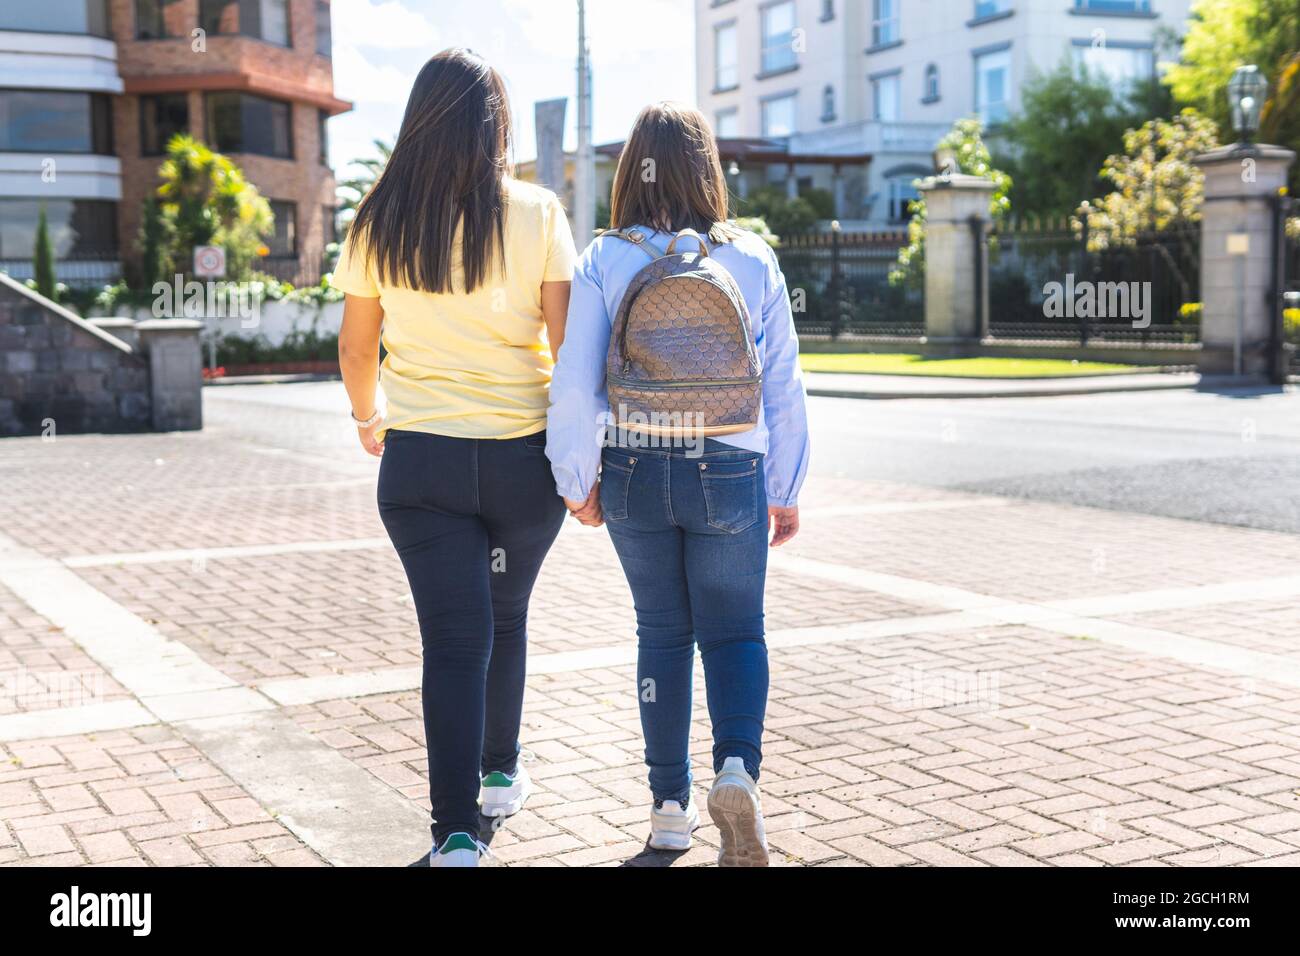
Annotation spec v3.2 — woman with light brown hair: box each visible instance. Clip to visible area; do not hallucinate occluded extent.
[547,102,810,866]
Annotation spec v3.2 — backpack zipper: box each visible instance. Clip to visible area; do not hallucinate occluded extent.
[608,373,761,389]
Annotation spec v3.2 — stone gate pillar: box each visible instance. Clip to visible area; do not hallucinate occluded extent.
[134,319,204,432]
[1192,143,1295,380]
[917,174,995,351]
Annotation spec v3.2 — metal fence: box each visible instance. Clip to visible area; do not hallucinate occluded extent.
[1282,204,1300,378]
[1,254,121,290]
[987,219,1200,344]
[775,231,922,338]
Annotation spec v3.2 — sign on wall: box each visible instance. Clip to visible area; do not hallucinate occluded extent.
[193,246,226,279]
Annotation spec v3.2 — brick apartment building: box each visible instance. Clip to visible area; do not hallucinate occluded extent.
[0,0,350,288]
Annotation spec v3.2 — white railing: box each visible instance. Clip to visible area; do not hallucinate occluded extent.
[790,120,949,156]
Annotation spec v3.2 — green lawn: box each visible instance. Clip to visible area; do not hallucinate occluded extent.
[798,353,1154,379]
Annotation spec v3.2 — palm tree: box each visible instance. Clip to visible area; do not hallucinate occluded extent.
[336,139,393,237]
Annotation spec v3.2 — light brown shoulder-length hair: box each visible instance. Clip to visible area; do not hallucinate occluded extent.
[608,102,743,244]
[351,48,512,294]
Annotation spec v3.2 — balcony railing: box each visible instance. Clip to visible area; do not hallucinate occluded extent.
[1,255,120,289]
[790,120,949,156]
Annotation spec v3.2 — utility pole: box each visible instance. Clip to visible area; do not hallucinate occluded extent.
[574,0,595,248]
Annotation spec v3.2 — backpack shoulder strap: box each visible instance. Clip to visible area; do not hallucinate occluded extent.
[601,228,665,263]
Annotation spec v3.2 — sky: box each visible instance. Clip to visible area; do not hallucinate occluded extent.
[328,0,697,178]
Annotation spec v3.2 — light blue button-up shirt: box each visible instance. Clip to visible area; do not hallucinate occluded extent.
[546,227,811,508]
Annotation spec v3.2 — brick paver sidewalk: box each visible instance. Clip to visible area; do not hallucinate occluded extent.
[3,395,1300,866]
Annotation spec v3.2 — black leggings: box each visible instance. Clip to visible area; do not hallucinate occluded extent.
[377,429,566,844]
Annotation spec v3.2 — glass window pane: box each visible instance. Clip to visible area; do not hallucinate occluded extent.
[140,94,190,155]
[716,109,739,138]
[761,1,796,73]
[976,50,1011,125]
[268,200,296,256]
[0,90,112,153]
[0,0,110,37]
[873,75,899,121]
[207,93,292,158]
[715,23,737,89]
[316,1,332,56]
[0,199,118,259]
[761,94,796,137]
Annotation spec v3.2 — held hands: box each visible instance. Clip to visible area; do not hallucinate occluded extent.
[768,504,799,548]
[564,483,604,527]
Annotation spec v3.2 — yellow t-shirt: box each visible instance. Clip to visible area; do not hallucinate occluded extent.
[331,178,578,440]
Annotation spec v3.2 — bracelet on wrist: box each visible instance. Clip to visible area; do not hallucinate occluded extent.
[350,408,382,428]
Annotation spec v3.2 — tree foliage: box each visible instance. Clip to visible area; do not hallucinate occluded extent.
[337,139,393,236]
[1163,0,1300,192]
[997,63,1174,219]
[33,204,56,301]
[890,117,1012,287]
[148,135,273,281]
[1074,109,1220,252]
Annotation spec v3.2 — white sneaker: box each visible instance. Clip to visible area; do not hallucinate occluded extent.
[479,765,531,818]
[649,794,700,851]
[707,757,769,867]
[429,832,492,867]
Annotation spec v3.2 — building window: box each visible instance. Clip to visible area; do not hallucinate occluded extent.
[761,92,796,137]
[760,1,797,74]
[821,85,836,122]
[872,0,898,47]
[1072,42,1154,88]
[206,92,293,158]
[975,48,1011,126]
[323,205,337,246]
[140,94,190,155]
[872,73,900,122]
[923,63,940,101]
[268,200,297,257]
[820,0,835,21]
[135,0,170,38]
[715,108,739,138]
[714,21,738,90]
[0,1,110,37]
[1074,0,1150,11]
[0,90,113,154]
[200,0,292,47]
[318,109,330,164]
[886,173,921,223]
[974,0,1008,17]
[0,198,119,259]
[315,1,332,56]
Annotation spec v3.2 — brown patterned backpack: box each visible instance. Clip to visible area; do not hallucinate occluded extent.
[605,228,761,438]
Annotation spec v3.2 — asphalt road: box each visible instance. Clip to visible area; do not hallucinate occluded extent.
[807,386,1300,533]
[206,382,1300,534]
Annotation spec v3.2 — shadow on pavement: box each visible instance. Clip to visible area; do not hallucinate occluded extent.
[619,842,689,867]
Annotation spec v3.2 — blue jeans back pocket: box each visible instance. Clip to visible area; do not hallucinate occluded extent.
[698,458,759,533]
[599,450,638,521]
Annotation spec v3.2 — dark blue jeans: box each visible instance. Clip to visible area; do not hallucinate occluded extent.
[378,429,566,845]
[600,439,769,804]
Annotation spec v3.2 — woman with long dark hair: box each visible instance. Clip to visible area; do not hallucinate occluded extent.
[334,48,576,867]
[547,102,810,866]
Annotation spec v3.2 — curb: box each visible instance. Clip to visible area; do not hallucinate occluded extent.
[805,376,1200,400]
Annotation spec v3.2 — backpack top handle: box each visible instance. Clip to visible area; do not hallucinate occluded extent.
[665,228,710,258]
[604,228,665,263]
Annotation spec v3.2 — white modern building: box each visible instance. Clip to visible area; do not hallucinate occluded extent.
[0,3,123,283]
[696,0,1194,227]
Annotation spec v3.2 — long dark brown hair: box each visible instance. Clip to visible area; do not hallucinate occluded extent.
[609,102,741,244]
[351,48,512,293]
